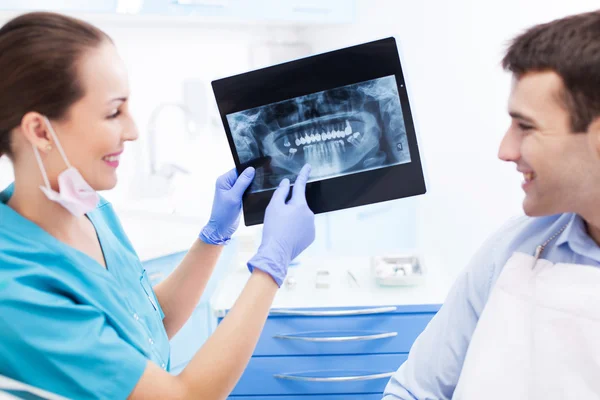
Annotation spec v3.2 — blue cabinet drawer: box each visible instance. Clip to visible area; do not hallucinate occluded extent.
[253,310,435,356]
[169,304,212,372]
[230,395,383,400]
[142,252,186,284]
[230,353,405,396]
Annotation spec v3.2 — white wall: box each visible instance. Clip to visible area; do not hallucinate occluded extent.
[89,22,275,209]
[0,17,295,229]
[298,0,600,274]
[1,1,598,276]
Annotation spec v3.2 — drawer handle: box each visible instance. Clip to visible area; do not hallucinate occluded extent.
[273,331,398,342]
[274,371,395,382]
[270,306,397,317]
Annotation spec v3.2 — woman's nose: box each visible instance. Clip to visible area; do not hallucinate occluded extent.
[123,118,139,142]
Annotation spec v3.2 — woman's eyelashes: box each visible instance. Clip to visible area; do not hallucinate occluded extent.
[107,109,121,119]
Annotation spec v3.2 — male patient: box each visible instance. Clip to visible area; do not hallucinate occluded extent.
[383,10,600,400]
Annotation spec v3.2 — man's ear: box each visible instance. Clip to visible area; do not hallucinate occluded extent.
[19,112,52,152]
[588,116,600,157]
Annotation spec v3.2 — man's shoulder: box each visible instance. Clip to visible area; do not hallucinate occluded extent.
[459,214,571,309]
[489,213,571,257]
[474,213,572,285]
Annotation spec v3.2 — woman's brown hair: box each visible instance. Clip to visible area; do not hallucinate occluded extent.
[0,12,112,158]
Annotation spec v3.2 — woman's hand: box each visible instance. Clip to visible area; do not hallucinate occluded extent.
[199,167,255,245]
[247,164,316,286]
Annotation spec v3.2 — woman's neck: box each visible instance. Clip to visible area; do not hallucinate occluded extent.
[7,177,84,241]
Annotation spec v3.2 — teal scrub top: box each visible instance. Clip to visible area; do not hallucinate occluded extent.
[0,184,171,399]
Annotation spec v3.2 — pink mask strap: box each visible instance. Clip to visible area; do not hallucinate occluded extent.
[32,145,52,191]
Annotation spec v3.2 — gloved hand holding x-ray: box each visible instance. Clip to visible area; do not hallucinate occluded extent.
[227,75,411,194]
[213,37,426,226]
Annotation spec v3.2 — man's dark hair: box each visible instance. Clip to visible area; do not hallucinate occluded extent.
[502,10,600,132]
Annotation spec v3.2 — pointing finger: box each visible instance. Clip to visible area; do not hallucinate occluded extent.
[291,164,311,204]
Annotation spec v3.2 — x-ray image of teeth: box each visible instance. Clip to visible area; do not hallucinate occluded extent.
[226,75,411,193]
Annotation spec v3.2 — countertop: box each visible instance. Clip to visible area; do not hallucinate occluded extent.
[210,255,454,317]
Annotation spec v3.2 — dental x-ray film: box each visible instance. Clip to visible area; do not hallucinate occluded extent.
[212,37,426,226]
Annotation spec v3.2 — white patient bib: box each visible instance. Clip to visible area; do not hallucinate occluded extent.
[453,251,600,400]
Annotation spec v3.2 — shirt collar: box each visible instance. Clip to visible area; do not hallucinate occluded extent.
[0,182,14,204]
[0,182,108,209]
[556,213,600,261]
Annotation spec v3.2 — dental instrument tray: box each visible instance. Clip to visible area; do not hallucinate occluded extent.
[212,37,426,225]
[371,255,425,286]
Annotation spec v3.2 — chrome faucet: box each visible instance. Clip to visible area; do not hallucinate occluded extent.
[147,102,197,179]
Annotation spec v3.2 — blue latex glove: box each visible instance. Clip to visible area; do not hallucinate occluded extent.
[247,164,316,287]
[199,167,255,245]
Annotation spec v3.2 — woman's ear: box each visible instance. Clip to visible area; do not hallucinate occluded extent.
[588,116,600,158]
[19,112,52,152]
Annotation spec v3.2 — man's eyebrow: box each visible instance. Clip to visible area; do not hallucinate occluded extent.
[509,110,536,124]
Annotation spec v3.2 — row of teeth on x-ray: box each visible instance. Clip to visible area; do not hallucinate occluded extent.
[283,120,364,160]
[284,120,361,147]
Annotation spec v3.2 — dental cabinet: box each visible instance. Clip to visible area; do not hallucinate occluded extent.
[124,211,223,372]
[143,250,228,372]
[210,256,449,398]
[0,0,355,25]
[141,249,449,395]
[127,202,448,395]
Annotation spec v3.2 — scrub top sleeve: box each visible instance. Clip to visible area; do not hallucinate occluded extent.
[0,284,148,400]
[382,227,508,400]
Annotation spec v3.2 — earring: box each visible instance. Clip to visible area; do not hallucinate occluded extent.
[45,144,52,152]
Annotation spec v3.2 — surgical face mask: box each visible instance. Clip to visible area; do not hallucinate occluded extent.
[31,117,99,217]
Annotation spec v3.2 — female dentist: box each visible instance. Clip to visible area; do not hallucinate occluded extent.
[0,11,315,400]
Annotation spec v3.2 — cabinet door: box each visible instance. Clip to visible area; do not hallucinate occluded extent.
[231,353,405,396]
[0,0,355,24]
[230,395,383,400]
[143,249,235,373]
[0,0,117,13]
[169,304,212,373]
[280,0,355,23]
[142,252,185,284]
[254,311,436,356]
[245,0,355,24]
[146,0,236,18]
